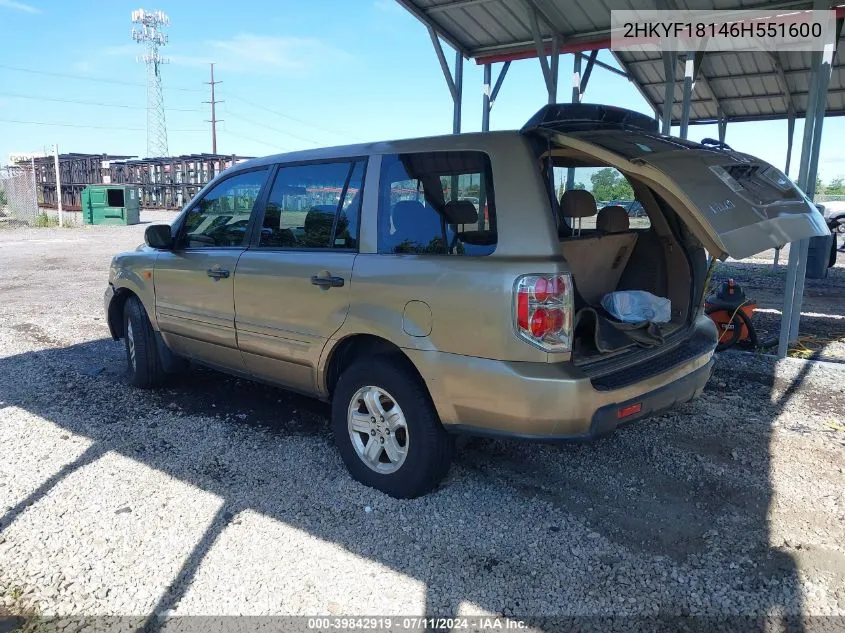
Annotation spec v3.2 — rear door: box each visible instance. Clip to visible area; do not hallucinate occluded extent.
[233,159,366,393]
[525,121,829,259]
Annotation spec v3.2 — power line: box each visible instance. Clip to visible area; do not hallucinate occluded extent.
[0,63,204,92]
[225,111,324,146]
[225,94,366,142]
[0,118,205,132]
[222,128,290,151]
[0,91,203,112]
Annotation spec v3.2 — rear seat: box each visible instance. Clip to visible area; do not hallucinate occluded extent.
[559,192,639,305]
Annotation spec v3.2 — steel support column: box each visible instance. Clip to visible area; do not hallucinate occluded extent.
[717,111,727,145]
[661,52,677,135]
[428,27,463,134]
[580,50,598,95]
[481,61,510,132]
[777,29,834,357]
[785,114,796,178]
[775,113,797,271]
[788,40,834,345]
[549,34,559,104]
[679,53,694,139]
[566,53,582,190]
[453,49,463,134]
[482,63,491,133]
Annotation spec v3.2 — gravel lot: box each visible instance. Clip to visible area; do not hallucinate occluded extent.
[1,215,844,630]
[715,242,845,362]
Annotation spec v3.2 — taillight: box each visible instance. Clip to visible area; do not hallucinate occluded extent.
[514,273,573,352]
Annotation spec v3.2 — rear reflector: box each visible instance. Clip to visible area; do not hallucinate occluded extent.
[617,403,643,419]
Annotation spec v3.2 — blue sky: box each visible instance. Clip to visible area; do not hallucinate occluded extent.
[1,0,844,183]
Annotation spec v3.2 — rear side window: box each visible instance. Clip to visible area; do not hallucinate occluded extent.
[378,151,496,256]
[260,160,365,249]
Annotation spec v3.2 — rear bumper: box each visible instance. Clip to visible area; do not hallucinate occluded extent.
[406,314,717,442]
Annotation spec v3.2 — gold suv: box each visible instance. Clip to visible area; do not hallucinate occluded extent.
[104,104,829,498]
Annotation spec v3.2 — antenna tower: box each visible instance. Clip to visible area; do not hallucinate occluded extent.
[131,9,170,157]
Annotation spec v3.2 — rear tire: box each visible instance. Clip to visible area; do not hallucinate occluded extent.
[123,296,166,388]
[331,355,454,499]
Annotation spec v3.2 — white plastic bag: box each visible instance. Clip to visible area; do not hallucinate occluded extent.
[601,290,671,324]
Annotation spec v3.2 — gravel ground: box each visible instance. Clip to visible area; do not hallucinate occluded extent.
[1,216,844,630]
[709,242,845,362]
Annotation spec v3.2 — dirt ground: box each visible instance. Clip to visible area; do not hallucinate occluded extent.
[0,216,844,630]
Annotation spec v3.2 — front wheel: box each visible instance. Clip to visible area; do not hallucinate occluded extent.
[123,296,166,388]
[331,356,454,499]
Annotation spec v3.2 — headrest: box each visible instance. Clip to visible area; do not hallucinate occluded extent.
[391,200,425,231]
[597,205,630,233]
[559,190,597,218]
[443,200,478,225]
[304,205,336,231]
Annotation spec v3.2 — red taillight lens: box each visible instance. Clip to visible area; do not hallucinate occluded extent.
[530,307,550,337]
[513,273,573,352]
[533,277,550,303]
[517,289,529,330]
[547,308,564,333]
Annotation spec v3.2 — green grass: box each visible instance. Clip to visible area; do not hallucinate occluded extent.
[33,212,58,228]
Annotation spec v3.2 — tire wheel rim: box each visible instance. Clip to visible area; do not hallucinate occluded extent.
[126,321,137,372]
[347,386,408,474]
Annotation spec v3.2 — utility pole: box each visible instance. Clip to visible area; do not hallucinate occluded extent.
[53,144,63,227]
[204,63,223,154]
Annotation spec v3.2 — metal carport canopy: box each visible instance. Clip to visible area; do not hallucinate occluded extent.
[398,0,844,360]
[397,0,845,125]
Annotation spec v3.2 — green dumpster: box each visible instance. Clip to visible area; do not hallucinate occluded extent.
[81,185,140,225]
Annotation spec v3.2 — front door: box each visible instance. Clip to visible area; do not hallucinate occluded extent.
[234,159,366,393]
[154,167,270,372]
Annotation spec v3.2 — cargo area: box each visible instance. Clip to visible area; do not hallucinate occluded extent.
[545,160,699,366]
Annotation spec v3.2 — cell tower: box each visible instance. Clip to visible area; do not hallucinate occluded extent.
[131,9,170,158]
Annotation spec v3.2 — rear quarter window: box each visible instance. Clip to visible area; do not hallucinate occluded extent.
[377,151,497,256]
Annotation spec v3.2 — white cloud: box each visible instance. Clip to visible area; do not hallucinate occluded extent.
[203,33,349,75]
[0,0,41,14]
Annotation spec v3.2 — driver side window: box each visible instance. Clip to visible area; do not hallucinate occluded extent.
[180,168,269,248]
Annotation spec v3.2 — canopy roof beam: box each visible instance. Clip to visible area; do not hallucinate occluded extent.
[427,26,464,134]
[524,0,560,103]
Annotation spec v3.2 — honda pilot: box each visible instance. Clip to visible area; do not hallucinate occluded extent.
[104,104,829,498]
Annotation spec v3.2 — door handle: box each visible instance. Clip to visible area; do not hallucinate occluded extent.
[311,275,345,288]
[207,268,230,279]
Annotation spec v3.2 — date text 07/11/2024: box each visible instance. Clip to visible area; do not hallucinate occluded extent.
[306,617,528,630]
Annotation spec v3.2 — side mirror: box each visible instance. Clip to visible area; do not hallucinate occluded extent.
[145,224,173,249]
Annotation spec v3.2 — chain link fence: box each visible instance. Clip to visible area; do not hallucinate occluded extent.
[0,165,39,227]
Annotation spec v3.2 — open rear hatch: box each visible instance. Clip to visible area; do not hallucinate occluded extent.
[521,103,830,261]
[520,104,830,374]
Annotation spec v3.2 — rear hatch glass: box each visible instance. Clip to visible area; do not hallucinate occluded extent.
[522,115,829,259]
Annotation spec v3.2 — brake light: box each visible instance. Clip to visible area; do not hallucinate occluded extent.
[514,273,573,352]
